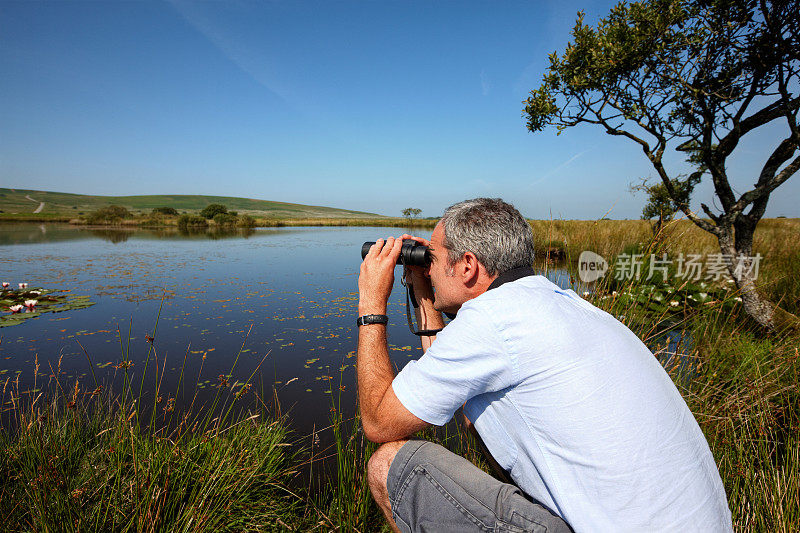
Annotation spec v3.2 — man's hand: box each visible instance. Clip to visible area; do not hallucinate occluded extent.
[359,237,403,315]
[399,233,434,303]
[357,235,430,443]
[398,234,443,351]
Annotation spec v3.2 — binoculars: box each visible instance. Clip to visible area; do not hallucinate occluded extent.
[361,240,431,266]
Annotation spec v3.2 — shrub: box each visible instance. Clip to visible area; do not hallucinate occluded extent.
[85,205,131,224]
[213,213,238,226]
[177,214,208,229]
[151,206,178,216]
[200,204,228,219]
[238,215,256,228]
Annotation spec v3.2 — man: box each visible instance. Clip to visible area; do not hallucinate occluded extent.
[357,198,732,532]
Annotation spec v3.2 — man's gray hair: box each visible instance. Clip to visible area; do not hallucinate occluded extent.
[439,198,535,276]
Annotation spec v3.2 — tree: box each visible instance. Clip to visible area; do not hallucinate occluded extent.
[632,153,702,232]
[401,207,422,223]
[200,204,228,219]
[523,0,799,329]
[631,176,697,232]
[152,206,178,216]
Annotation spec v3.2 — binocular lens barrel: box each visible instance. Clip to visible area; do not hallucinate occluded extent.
[361,240,431,266]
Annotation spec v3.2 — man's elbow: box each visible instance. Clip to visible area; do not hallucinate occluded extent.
[361,418,393,444]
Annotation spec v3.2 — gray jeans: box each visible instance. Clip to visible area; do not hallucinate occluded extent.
[387,440,572,533]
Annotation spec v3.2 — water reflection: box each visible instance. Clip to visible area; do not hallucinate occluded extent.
[89,228,132,243]
[0,223,265,245]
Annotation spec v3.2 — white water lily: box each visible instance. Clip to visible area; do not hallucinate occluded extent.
[9,305,23,313]
[18,282,28,289]
[734,297,743,302]
[24,299,37,309]
[612,291,618,297]
[30,290,41,295]
[670,300,680,307]
[1,282,9,289]
[582,291,591,297]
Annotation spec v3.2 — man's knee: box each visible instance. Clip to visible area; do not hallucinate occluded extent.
[367,440,408,496]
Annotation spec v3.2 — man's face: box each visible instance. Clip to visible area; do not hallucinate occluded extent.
[426,222,466,314]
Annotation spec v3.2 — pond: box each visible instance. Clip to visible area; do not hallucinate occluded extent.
[1,223,673,438]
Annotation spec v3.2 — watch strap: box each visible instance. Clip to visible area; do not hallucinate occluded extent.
[356,314,389,327]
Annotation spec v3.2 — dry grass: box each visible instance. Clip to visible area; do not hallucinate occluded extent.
[529,217,800,315]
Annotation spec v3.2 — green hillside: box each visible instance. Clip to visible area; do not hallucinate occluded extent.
[0,188,384,219]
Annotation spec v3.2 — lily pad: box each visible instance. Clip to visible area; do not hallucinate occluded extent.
[0,287,96,327]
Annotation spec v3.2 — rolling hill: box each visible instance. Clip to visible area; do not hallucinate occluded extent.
[0,188,384,219]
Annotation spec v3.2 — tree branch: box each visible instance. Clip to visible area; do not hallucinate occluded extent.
[718,96,800,156]
[733,151,800,212]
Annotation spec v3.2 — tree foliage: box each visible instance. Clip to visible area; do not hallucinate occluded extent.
[523,0,800,329]
[151,206,178,216]
[213,213,238,226]
[200,204,228,219]
[401,208,422,220]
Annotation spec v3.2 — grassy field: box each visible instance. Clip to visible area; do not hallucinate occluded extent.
[0,188,384,219]
[0,217,798,531]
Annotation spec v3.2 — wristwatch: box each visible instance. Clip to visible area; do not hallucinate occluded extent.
[356,314,389,327]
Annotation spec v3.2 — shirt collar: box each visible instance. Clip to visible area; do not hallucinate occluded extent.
[487,266,537,291]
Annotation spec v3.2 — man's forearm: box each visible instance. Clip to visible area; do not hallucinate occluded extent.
[356,321,395,432]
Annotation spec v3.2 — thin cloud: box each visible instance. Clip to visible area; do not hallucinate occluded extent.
[531,149,589,185]
[480,69,492,96]
[167,0,294,105]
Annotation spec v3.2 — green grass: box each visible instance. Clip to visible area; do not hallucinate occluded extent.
[0,188,385,219]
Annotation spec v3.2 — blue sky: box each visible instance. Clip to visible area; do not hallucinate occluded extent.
[1,0,797,219]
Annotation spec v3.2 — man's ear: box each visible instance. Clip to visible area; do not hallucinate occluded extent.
[461,252,480,286]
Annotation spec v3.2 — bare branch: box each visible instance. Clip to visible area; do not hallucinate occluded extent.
[733,151,800,212]
[718,96,800,156]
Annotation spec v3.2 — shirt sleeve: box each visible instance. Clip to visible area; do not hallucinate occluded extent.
[391,302,516,426]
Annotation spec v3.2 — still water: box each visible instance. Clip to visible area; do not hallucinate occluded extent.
[0,224,599,436]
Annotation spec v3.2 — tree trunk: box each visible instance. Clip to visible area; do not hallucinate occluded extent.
[717,227,773,328]
[717,226,798,332]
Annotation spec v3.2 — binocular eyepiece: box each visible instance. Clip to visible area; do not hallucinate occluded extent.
[361,240,431,266]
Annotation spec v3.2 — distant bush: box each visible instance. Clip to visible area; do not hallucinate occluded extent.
[152,206,178,216]
[229,211,238,216]
[238,215,256,228]
[86,205,131,225]
[178,214,208,229]
[213,213,238,227]
[200,204,228,219]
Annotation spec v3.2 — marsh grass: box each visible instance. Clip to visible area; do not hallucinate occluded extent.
[529,217,800,315]
[0,311,307,532]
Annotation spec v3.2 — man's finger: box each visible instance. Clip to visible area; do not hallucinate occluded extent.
[367,238,384,259]
[378,237,393,259]
[387,236,404,262]
[401,234,430,247]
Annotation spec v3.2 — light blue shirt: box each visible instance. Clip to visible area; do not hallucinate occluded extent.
[392,275,732,532]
